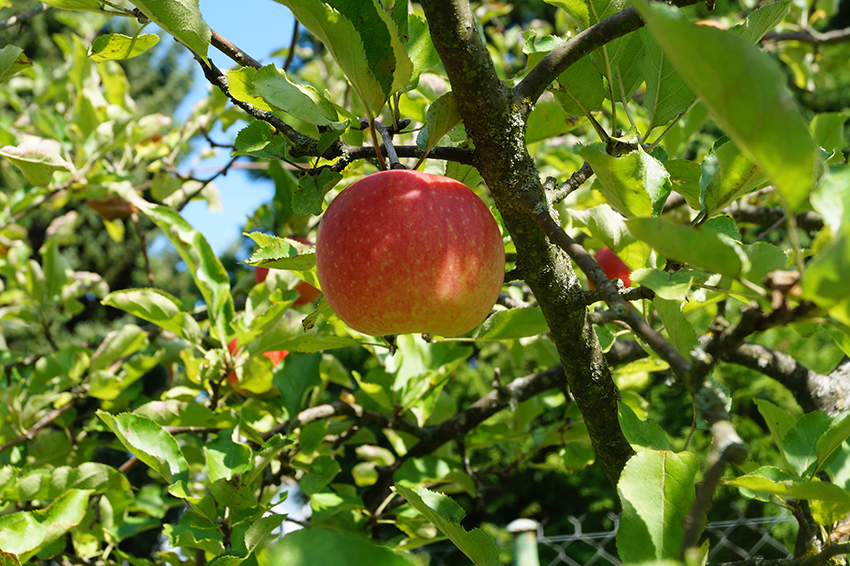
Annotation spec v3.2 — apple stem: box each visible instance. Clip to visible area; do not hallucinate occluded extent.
[368,119,388,171]
[375,121,406,170]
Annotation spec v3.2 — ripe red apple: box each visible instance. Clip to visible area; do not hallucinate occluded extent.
[226,337,289,387]
[254,236,322,306]
[316,169,505,337]
[589,248,632,290]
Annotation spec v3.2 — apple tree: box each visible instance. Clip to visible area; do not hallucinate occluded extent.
[1,0,850,564]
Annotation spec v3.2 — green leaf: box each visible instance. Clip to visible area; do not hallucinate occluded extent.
[406,14,441,86]
[730,0,792,44]
[0,45,32,84]
[801,227,850,326]
[129,0,210,63]
[700,140,768,218]
[0,139,72,186]
[137,203,235,344]
[233,120,290,159]
[274,0,386,118]
[204,428,253,483]
[394,484,501,566]
[525,99,583,143]
[97,411,189,484]
[639,32,695,131]
[654,297,698,358]
[616,450,699,563]
[811,112,847,151]
[259,528,417,566]
[417,91,461,158]
[552,56,605,116]
[244,514,287,554]
[476,307,550,340]
[293,169,342,216]
[163,510,224,554]
[630,268,708,301]
[580,144,672,217]
[664,158,701,209]
[227,67,274,112]
[1,463,129,501]
[627,217,747,278]
[753,398,796,471]
[89,324,149,373]
[101,288,202,345]
[88,33,160,62]
[43,0,102,10]
[252,65,338,125]
[273,353,322,420]
[636,2,817,211]
[728,466,850,503]
[618,402,671,451]
[296,335,367,353]
[817,412,850,474]
[0,489,92,561]
[300,455,341,495]
[783,410,833,478]
[244,233,316,271]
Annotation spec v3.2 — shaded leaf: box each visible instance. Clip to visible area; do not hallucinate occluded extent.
[394,484,501,566]
[617,450,699,563]
[636,2,817,211]
[476,307,550,340]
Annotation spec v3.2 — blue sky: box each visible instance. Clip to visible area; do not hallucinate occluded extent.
[174,1,296,256]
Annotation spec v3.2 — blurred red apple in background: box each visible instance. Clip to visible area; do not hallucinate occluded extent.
[588,248,632,290]
[226,337,288,387]
[316,169,505,337]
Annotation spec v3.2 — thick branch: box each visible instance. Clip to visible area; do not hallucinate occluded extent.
[421,0,634,489]
[513,0,704,105]
[519,195,691,381]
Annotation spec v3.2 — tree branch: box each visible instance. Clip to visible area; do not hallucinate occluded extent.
[517,193,692,381]
[763,27,850,45]
[0,396,77,454]
[210,28,262,69]
[512,0,704,106]
[421,0,635,489]
[0,3,51,31]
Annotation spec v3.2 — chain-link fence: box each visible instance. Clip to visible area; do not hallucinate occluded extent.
[420,509,797,566]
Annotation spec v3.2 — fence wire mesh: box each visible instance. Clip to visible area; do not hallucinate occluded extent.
[420,510,797,566]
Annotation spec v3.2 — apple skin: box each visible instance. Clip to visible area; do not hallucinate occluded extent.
[254,236,322,306]
[316,169,505,337]
[226,337,288,387]
[589,248,632,289]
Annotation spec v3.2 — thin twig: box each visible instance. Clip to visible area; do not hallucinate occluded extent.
[550,161,594,203]
[0,396,77,453]
[284,21,300,72]
[210,28,262,69]
[375,121,404,169]
[131,212,156,289]
[0,3,51,31]
[763,26,850,45]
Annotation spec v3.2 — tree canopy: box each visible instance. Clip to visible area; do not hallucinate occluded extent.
[1,0,850,564]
